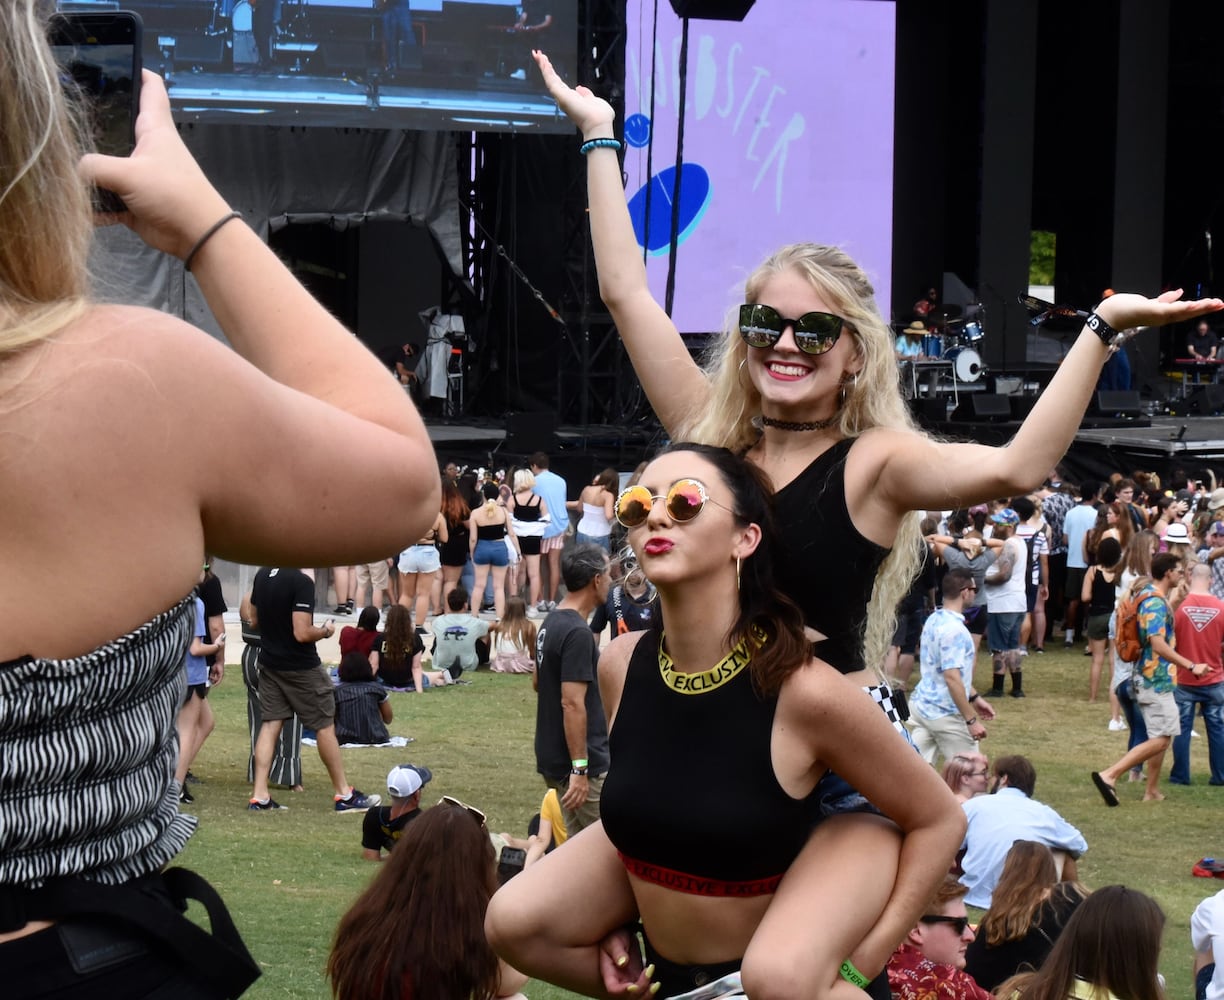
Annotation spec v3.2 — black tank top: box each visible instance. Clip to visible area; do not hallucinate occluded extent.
[770,438,889,673]
[514,495,542,522]
[1089,569,1118,616]
[476,521,506,541]
[601,631,826,885]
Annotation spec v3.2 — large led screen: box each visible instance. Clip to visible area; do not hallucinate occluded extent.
[59,0,577,131]
[623,0,895,333]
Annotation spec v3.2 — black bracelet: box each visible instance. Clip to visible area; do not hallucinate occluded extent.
[184,210,242,272]
[1085,311,1121,352]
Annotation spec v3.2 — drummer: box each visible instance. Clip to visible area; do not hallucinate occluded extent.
[896,319,931,361]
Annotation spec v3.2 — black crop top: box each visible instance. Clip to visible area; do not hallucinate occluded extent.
[475,521,506,541]
[769,438,889,673]
[601,631,825,890]
[513,495,542,521]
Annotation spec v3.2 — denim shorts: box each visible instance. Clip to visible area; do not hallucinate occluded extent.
[473,538,509,567]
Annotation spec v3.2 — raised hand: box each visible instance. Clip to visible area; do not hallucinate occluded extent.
[1094,289,1224,333]
[532,50,615,137]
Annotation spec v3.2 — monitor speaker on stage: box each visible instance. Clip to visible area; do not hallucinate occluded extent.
[174,35,227,71]
[908,396,947,428]
[952,394,1011,421]
[668,0,757,20]
[1187,385,1224,416]
[1094,390,1142,418]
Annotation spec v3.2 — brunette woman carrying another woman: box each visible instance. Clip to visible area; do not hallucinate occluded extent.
[569,467,618,551]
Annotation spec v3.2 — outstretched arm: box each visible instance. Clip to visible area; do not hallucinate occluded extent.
[534,51,709,434]
[866,292,1223,516]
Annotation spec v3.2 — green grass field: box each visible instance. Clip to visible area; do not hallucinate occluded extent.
[180,643,1222,998]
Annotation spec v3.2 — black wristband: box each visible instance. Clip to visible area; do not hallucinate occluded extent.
[1085,311,1120,351]
[570,767,588,776]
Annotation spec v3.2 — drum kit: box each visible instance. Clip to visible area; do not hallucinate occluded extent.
[896,303,986,393]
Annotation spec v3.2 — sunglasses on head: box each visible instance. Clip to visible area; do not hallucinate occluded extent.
[615,478,733,529]
[738,303,846,355]
[439,795,486,828]
[921,915,970,935]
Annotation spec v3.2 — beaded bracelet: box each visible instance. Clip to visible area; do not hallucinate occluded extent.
[579,137,623,156]
[184,211,243,272]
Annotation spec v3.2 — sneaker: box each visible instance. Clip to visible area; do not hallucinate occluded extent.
[179,786,194,804]
[1033,647,1045,654]
[184,770,203,785]
[546,601,557,611]
[527,606,544,619]
[983,689,1004,698]
[335,789,380,813]
[536,601,550,614]
[333,604,349,615]
[345,600,355,614]
[248,797,287,811]
[1010,690,1026,698]
[1108,718,1127,731]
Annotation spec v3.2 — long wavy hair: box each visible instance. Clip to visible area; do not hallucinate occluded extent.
[1000,886,1165,1000]
[440,479,470,530]
[328,802,501,1000]
[1,1,93,355]
[979,841,1058,946]
[1123,529,1159,579]
[382,604,415,666]
[647,443,808,696]
[675,244,922,675]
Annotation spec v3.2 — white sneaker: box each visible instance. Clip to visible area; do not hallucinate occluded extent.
[1108,718,1127,732]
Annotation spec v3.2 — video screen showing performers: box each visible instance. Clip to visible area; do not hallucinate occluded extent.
[62,0,577,132]
[623,0,896,333]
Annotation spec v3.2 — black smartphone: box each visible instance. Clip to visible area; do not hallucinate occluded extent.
[47,10,143,213]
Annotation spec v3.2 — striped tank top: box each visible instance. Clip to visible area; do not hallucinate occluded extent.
[0,596,198,887]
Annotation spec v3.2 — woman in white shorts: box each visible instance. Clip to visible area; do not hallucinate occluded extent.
[399,507,447,626]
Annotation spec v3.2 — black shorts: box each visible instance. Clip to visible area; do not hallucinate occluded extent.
[183,683,209,705]
[518,535,542,556]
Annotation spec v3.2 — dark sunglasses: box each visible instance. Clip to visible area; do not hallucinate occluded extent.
[738,303,846,355]
[921,915,970,935]
[439,795,486,828]
[615,479,733,529]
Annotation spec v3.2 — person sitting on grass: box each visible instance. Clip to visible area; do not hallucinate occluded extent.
[339,606,382,666]
[887,876,991,1000]
[496,787,568,871]
[378,604,450,691]
[431,585,491,678]
[330,798,528,1000]
[334,651,393,746]
[998,885,1165,1000]
[361,764,433,861]
[489,597,537,674]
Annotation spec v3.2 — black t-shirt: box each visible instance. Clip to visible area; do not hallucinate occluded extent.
[361,805,422,853]
[251,568,320,671]
[196,574,228,667]
[1190,328,1219,358]
[964,883,1085,993]
[533,608,610,780]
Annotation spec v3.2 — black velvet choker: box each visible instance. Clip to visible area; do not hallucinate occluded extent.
[758,413,840,432]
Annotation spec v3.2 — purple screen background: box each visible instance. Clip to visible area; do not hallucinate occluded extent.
[623,0,896,333]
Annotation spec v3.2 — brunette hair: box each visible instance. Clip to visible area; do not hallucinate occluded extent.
[677,244,923,677]
[594,467,619,493]
[649,443,808,696]
[357,605,381,631]
[1107,501,1135,551]
[338,650,374,683]
[490,596,536,654]
[1,1,93,355]
[994,755,1036,797]
[1151,551,1181,581]
[441,479,470,529]
[1001,886,1165,1000]
[980,841,1058,946]
[1095,536,1123,572]
[382,604,415,666]
[328,802,501,1000]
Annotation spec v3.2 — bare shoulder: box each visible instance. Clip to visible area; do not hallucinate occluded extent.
[598,630,648,717]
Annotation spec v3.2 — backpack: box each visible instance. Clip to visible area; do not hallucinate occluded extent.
[1115,580,1161,663]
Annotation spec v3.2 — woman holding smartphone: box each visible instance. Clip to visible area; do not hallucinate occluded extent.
[0,3,438,996]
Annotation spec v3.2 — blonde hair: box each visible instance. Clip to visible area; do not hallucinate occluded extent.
[513,468,535,492]
[0,1,93,355]
[677,243,923,673]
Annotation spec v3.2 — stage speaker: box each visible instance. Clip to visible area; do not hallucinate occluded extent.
[1187,385,1224,416]
[668,0,757,20]
[175,35,227,70]
[1094,390,1142,417]
[1009,395,1040,420]
[504,411,558,455]
[952,394,1011,421]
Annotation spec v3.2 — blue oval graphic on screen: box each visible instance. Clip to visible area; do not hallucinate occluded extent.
[628,164,712,256]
